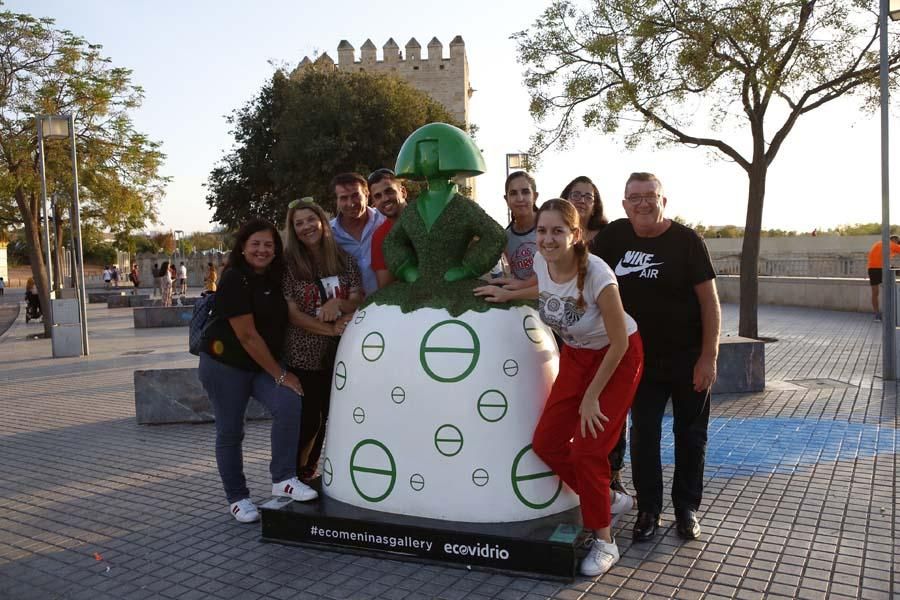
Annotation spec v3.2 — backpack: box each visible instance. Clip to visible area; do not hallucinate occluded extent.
[188,292,216,356]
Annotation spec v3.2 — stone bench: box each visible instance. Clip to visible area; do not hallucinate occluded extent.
[712,335,765,394]
[133,306,194,328]
[89,291,135,304]
[134,368,270,425]
[107,294,150,308]
[111,293,196,308]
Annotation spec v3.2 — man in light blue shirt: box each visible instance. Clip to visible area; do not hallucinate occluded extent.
[329,172,386,296]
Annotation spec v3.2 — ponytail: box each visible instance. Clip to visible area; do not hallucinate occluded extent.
[574,240,589,310]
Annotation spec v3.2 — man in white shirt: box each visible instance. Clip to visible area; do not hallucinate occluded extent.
[328,172,386,297]
[178,262,188,295]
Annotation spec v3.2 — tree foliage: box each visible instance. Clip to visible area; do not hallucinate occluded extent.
[514,0,900,337]
[206,68,459,228]
[0,10,168,333]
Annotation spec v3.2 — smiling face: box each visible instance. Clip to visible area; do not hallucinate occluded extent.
[623,178,666,232]
[370,178,407,219]
[536,208,580,265]
[242,229,276,272]
[335,182,368,220]
[505,175,537,222]
[292,208,324,249]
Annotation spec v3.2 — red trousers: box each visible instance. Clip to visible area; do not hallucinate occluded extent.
[533,333,643,529]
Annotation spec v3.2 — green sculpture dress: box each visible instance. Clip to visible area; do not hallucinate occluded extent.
[364,123,523,316]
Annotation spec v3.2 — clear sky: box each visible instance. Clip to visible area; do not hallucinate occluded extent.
[16,0,900,234]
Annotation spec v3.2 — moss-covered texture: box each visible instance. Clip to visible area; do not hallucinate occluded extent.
[365,193,530,316]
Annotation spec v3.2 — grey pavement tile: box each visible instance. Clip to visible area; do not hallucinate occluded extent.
[1,303,898,599]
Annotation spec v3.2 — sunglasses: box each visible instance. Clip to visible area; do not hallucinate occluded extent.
[367,168,395,185]
[288,196,316,209]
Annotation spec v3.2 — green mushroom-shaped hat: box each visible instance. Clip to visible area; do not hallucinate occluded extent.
[395,122,486,181]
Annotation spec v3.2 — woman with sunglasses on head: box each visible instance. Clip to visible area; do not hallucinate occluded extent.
[561,176,609,244]
[530,198,643,577]
[282,198,362,482]
[197,218,316,524]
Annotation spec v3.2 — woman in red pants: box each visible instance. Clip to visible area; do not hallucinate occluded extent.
[530,198,644,577]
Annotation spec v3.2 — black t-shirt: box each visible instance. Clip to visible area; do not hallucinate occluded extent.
[591,219,715,374]
[200,265,288,371]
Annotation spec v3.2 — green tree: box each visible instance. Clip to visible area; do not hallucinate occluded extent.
[515,0,900,338]
[0,10,167,334]
[206,68,459,228]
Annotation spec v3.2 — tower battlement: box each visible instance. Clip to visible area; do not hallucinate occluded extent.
[291,36,472,128]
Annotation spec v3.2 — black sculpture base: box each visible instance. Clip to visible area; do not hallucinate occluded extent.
[260,488,589,580]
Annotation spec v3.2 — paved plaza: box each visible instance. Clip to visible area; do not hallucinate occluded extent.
[0,291,896,599]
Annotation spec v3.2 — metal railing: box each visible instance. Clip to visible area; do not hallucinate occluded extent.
[712,256,869,277]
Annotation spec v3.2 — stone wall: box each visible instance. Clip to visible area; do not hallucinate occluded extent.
[291,36,471,128]
[716,275,872,313]
[134,253,228,288]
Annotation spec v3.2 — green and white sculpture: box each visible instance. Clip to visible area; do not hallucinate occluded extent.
[322,123,578,522]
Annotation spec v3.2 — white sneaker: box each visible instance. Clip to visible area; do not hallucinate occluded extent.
[272,477,318,502]
[610,490,635,528]
[580,537,620,576]
[228,498,260,523]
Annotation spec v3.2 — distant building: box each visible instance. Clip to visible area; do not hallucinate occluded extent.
[291,36,472,129]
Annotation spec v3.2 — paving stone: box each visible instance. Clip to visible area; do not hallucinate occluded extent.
[0,301,897,600]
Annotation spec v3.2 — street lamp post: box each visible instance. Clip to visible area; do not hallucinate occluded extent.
[37,114,89,356]
[880,0,900,379]
[174,230,185,259]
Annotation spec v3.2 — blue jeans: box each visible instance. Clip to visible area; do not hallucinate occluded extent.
[198,353,303,503]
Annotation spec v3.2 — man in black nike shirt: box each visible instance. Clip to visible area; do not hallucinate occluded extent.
[591,172,720,542]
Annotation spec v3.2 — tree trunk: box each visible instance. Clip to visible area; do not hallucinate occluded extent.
[738,160,767,339]
[15,187,52,337]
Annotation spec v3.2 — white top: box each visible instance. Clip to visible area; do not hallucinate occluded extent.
[102,269,111,281]
[534,252,638,350]
[179,265,187,278]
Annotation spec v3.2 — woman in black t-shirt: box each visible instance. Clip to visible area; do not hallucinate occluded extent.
[197,219,318,524]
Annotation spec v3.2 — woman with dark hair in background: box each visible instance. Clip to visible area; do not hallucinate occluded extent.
[159,261,173,307]
[561,176,608,244]
[197,218,316,524]
[282,199,361,482]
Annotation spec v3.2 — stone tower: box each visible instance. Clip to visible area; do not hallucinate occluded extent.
[291,36,473,129]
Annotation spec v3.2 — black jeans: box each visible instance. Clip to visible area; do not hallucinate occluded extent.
[630,374,710,515]
[287,367,332,477]
[608,423,627,472]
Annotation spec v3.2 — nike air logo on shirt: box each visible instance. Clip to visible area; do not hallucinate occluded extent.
[614,250,664,278]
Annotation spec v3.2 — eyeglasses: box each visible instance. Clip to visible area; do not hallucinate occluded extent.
[367,168,395,184]
[568,192,595,202]
[625,193,660,206]
[288,197,315,209]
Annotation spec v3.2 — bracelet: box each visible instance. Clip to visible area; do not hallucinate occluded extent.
[275,369,287,386]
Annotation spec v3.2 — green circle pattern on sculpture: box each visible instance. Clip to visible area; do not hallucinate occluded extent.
[353,407,365,424]
[511,444,562,509]
[322,458,334,486]
[350,439,396,503]
[477,389,508,423]
[419,320,480,383]
[433,424,464,457]
[472,468,489,487]
[354,310,366,324]
[334,362,347,390]
[503,359,519,377]
[522,315,544,344]
[409,473,425,491]
[391,386,406,404]
[361,332,385,362]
